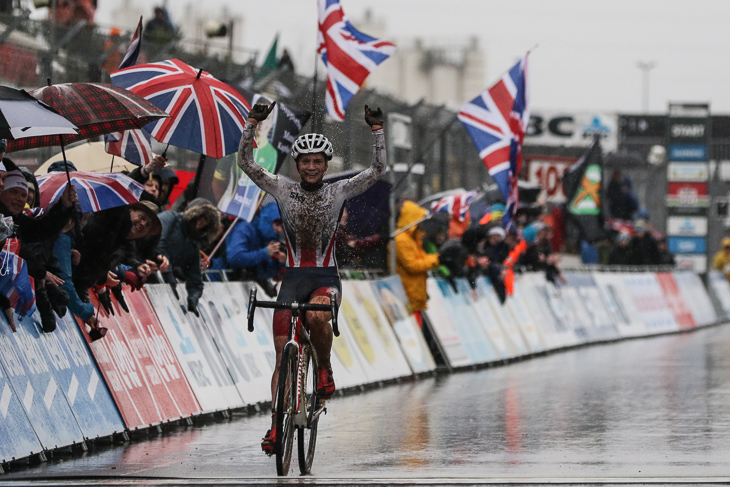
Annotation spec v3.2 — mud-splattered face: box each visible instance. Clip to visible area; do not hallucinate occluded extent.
[296,153,328,185]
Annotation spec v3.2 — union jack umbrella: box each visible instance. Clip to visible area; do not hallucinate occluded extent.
[0,237,36,321]
[431,190,479,222]
[36,171,144,213]
[110,59,251,159]
[5,83,168,152]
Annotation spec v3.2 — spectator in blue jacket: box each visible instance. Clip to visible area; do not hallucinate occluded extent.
[211,201,284,295]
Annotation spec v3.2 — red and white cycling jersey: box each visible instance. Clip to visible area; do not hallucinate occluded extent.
[237,123,386,268]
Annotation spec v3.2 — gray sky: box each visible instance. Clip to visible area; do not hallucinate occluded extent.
[95,0,730,114]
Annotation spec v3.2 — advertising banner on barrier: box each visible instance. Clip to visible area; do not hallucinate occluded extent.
[424,278,484,367]
[455,279,511,360]
[369,277,437,374]
[41,312,124,440]
[504,291,545,354]
[0,313,84,449]
[591,273,648,337]
[346,281,414,379]
[145,285,244,412]
[708,271,730,317]
[124,289,202,418]
[654,273,696,330]
[340,281,413,382]
[197,282,274,405]
[672,272,717,326]
[563,273,621,342]
[475,278,530,356]
[0,319,43,462]
[428,278,499,364]
[81,293,172,428]
[622,273,679,333]
[513,274,572,351]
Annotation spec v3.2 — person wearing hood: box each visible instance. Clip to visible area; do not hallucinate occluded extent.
[156,201,221,315]
[210,201,284,295]
[391,200,440,328]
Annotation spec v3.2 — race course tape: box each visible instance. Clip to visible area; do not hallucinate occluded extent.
[0,269,723,466]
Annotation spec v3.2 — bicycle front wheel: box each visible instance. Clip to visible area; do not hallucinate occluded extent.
[275,346,297,476]
[297,347,320,475]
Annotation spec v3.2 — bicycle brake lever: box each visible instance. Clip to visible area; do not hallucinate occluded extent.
[247,287,257,332]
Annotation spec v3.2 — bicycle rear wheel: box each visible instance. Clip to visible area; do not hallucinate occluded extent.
[297,347,320,474]
[275,346,297,476]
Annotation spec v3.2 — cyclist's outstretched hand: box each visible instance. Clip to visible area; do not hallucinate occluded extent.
[248,102,276,123]
[364,105,384,129]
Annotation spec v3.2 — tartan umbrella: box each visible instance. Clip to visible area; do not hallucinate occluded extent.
[37,171,144,213]
[110,59,251,159]
[5,82,168,152]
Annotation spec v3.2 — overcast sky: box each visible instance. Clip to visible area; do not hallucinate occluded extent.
[95,1,730,114]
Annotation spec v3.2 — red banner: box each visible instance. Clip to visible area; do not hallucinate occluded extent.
[655,273,696,330]
[124,289,202,418]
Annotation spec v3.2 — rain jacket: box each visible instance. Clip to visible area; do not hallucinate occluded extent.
[211,202,283,280]
[392,201,439,313]
[712,250,730,282]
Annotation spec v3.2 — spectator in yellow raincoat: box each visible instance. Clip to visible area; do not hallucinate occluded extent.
[712,237,730,283]
[391,200,440,328]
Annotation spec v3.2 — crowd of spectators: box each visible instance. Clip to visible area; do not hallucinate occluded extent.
[0,142,221,339]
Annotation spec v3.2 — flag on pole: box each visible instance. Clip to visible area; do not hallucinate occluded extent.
[431,190,478,222]
[104,128,153,167]
[255,33,279,82]
[458,53,530,227]
[562,139,605,243]
[118,16,143,70]
[317,0,396,121]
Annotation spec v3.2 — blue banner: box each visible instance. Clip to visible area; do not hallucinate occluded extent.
[0,358,42,463]
[668,236,707,254]
[0,312,84,450]
[668,144,707,162]
[40,313,125,440]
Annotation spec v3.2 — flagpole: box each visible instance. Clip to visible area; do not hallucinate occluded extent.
[311,51,319,132]
[208,190,268,260]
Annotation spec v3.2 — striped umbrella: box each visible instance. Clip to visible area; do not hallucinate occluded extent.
[36,171,144,213]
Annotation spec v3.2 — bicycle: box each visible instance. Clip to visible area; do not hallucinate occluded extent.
[246,287,340,476]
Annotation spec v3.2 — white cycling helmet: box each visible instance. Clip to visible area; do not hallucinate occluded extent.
[290,133,333,161]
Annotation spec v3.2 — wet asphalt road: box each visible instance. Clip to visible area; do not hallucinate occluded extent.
[2,324,730,486]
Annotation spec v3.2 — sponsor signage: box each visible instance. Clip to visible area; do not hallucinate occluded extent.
[667,162,709,182]
[525,111,617,150]
[666,205,709,217]
[666,182,710,207]
[525,157,575,203]
[668,236,707,254]
[668,144,708,161]
[666,216,708,236]
[619,115,667,138]
[674,254,707,273]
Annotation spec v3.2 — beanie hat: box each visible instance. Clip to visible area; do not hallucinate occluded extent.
[487,226,506,240]
[522,225,538,244]
[4,170,28,193]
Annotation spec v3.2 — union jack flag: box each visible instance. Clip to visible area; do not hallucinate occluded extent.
[118,16,143,70]
[104,129,153,167]
[111,59,251,159]
[431,190,478,222]
[317,0,396,121]
[37,172,144,213]
[0,237,36,317]
[458,54,530,227]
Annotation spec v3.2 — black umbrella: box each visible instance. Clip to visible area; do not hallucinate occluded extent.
[0,85,77,140]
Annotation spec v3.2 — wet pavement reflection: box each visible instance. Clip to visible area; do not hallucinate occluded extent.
[3,324,730,484]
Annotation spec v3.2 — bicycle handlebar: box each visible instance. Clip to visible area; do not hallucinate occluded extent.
[247,288,340,337]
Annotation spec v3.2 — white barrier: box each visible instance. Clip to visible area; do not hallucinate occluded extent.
[0,267,722,468]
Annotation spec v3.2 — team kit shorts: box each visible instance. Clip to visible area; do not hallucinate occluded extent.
[272,267,342,337]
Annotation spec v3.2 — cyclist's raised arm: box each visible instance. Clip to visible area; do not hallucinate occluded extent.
[342,105,387,198]
[237,102,281,195]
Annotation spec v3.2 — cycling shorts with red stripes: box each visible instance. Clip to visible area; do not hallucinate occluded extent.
[272,267,341,338]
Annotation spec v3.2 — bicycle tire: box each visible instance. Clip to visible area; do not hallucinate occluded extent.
[275,346,297,476]
[297,347,320,474]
